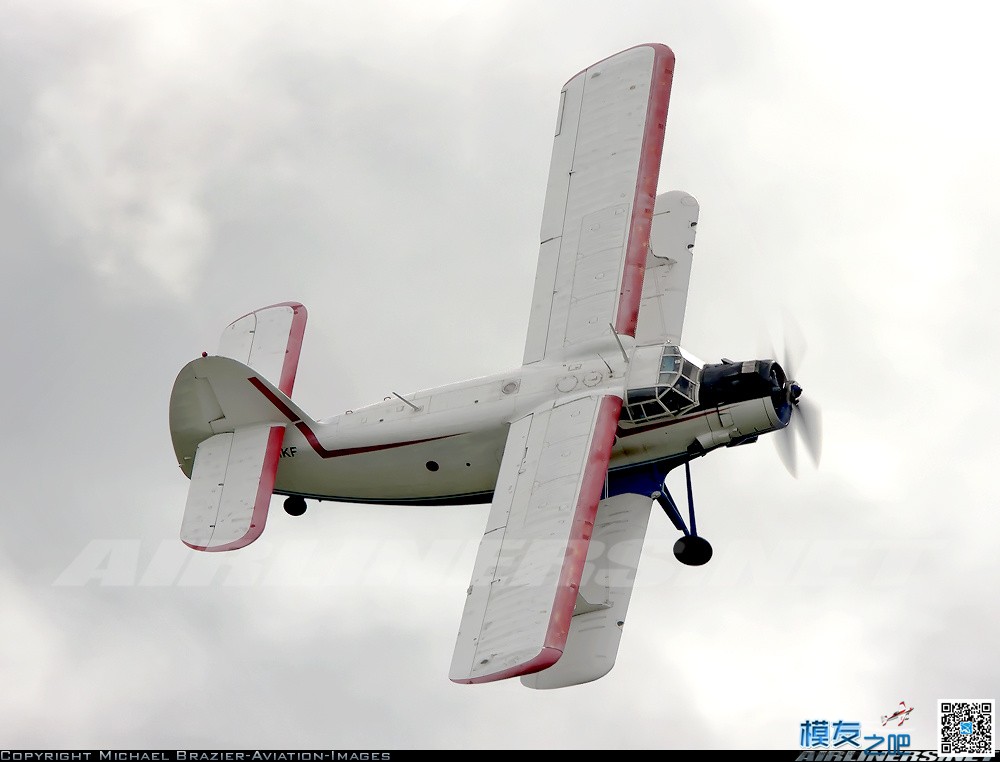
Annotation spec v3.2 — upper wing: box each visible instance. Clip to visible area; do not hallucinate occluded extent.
[522,43,675,364]
[449,394,622,683]
[634,190,700,346]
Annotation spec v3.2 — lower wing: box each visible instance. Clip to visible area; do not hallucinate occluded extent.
[521,492,653,689]
[449,393,622,683]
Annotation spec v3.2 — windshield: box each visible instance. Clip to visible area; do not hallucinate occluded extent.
[622,346,700,422]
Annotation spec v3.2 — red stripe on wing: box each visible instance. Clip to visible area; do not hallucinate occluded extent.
[457,394,624,684]
[614,44,675,337]
[542,394,623,654]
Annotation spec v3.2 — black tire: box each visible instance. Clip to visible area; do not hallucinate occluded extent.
[673,535,713,566]
[283,496,307,517]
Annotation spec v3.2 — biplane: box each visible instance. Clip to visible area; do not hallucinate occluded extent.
[882,702,914,727]
[169,43,820,689]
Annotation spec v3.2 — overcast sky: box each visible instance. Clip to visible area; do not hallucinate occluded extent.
[2,0,998,751]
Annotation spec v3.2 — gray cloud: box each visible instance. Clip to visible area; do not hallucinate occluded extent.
[2,0,997,750]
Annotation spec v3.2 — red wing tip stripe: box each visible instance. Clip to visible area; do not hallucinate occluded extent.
[187,538,248,553]
[563,43,674,86]
[451,647,563,684]
[229,301,306,325]
[183,535,257,553]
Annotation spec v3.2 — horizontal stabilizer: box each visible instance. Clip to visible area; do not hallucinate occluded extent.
[181,424,285,551]
[171,302,310,552]
[217,302,307,396]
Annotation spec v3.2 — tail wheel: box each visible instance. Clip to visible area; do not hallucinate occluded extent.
[283,496,307,516]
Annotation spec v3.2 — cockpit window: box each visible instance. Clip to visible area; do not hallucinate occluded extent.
[628,387,658,405]
[625,345,700,423]
[660,354,680,376]
[640,401,665,419]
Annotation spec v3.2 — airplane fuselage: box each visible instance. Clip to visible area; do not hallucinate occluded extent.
[272,339,788,505]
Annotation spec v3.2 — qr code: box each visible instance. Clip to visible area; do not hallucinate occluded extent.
[939,699,995,755]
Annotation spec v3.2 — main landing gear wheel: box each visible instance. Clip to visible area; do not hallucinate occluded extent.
[283,496,307,516]
[656,460,714,566]
[673,535,713,566]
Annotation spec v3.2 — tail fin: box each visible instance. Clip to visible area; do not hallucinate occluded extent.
[168,302,311,552]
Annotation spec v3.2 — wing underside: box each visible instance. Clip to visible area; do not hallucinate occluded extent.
[522,43,675,364]
[449,394,623,683]
[521,491,653,690]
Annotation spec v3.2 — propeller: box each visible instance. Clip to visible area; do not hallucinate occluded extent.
[769,327,822,478]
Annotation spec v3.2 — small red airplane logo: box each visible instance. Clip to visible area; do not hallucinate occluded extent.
[881,701,914,727]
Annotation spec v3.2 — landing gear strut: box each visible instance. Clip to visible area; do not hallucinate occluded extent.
[283,496,307,516]
[653,461,713,566]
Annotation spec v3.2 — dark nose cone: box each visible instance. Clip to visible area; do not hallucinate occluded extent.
[790,382,803,404]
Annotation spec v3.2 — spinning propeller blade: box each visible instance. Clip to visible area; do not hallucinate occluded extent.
[769,326,822,478]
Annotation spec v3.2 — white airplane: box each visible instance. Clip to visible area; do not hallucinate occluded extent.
[169,43,820,689]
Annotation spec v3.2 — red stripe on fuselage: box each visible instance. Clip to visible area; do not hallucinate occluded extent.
[248,376,461,459]
[249,376,299,421]
[293,422,458,459]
